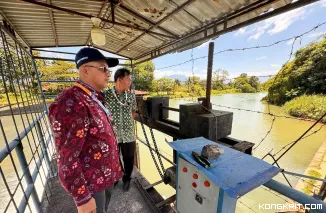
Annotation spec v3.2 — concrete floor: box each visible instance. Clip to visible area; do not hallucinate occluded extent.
[41,167,174,213]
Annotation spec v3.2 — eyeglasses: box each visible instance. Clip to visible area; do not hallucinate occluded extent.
[85,65,112,74]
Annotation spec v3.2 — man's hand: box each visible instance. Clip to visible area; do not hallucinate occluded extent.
[77,198,96,213]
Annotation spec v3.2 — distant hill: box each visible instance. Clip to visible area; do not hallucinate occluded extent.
[160,74,188,81]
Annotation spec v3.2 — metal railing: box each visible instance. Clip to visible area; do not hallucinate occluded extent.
[0,24,56,213]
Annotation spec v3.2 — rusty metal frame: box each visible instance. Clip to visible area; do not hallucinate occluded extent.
[134,0,318,64]
[0,9,30,48]
[32,48,131,61]
[18,0,177,40]
[169,0,202,25]
[134,0,280,62]
[118,3,178,38]
[46,0,58,47]
[116,0,196,54]
[30,45,131,59]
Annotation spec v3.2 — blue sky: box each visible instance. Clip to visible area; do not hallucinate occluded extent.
[41,0,326,82]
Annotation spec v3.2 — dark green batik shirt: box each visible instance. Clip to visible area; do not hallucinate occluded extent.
[103,87,137,143]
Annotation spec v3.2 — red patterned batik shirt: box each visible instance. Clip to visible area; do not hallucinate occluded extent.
[48,82,122,206]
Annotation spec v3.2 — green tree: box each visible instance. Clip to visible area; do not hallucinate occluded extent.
[172,79,181,95]
[174,79,181,86]
[156,78,174,95]
[0,47,42,94]
[265,38,326,105]
[152,79,159,94]
[212,69,229,90]
[249,76,260,90]
[126,60,154,91]
[185,76,204,96]
[239,73,248,78]
[38,60,77,80]
[234,73,257,93]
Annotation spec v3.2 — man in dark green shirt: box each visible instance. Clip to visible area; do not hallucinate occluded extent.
[103,68,137,192]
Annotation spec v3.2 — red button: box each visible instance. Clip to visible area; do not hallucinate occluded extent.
[183,167,188,172]
[192,182,197,188]
[204,181,210,187]
[193,174,198,179]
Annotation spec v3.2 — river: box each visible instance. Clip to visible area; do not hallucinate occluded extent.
[1,92,326,212]
[137,92,326,213]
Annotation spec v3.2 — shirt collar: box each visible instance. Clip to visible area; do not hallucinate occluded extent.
[113,86,126,96]
[77,80,103,97]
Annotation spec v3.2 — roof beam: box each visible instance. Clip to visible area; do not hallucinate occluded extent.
[134,0,279,61]
[31,44,131,59]
[170,0,202,25]
[134,0,318,64]
[116,0,197,54]
[47,0,58,47]
[0,9,30,48]
[118,3,178,38]
[84,2,167,48]
[18,0,177,40]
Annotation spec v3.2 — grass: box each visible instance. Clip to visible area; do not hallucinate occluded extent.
[0,92,51,107]
[148,89,240,99]
[303,169,322,194]
[283,95,326,123]
[211,88,240,95]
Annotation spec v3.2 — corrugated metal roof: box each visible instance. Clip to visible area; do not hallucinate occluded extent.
[0,0,316,60]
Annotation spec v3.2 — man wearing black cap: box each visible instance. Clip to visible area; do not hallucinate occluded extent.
[49,47,122,213]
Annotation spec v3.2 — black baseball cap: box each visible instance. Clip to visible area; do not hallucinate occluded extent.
[75,47,119,69]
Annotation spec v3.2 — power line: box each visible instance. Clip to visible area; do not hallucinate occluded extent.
[267,33,297,115]
[161,74,276,82]
[272,123,326,157]
[211,103,319,123]
[292,175,321,191]
[281,169,326,183]
[253,116,276,151]
[272,112,326,165]
[154,22,326,71]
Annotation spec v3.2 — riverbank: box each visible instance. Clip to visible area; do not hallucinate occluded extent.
[262,94,326,123]
[279,139,326,212]
[148,89,240,99]
[284,95,326,123]
[295,139,326,196]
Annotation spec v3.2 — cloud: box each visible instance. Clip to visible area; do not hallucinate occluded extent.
[56,54,64,59]
[41,52,66,59]
[270,64,281,67]
[287,38,296,45]
[154,69,279,81]
[249,27,266,40]
[234,27,247,36]
[256,56,267,60]
[42,52,53,57]
[308,31,326,38]
[249,8,306,40]
[321,0,326,7]
[196,41,211,49]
